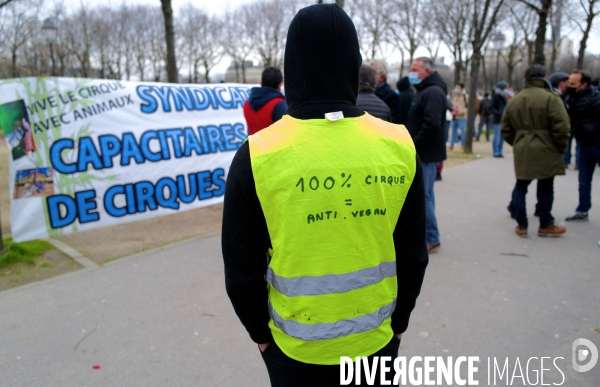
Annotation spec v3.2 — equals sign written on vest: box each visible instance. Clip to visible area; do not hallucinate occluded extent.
[345,199,352,206]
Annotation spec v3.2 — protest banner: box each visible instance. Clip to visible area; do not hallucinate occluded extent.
[0,77,252,242]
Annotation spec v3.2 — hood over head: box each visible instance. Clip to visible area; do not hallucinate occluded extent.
[397,76,412,91]
[284,4,363,119]
[248,86,284,111]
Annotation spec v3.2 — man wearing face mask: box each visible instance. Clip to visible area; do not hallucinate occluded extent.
[549,72,578,169]
[564,70,600,222]
[406,57,447,252]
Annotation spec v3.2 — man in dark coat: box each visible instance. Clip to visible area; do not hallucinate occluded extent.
[502,65,570,237]
[371,60,402,124]
[397,76,414,126]
[476,92,493,141]
[549,72,577,168]
[356,64,392,121]
[564,70,600,222]
[406,57,447,252]
[491,81,509,157]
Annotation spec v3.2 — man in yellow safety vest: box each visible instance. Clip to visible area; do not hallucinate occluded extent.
[222,4,429,386]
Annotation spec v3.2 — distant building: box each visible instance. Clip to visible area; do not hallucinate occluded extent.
[225,61,263,83]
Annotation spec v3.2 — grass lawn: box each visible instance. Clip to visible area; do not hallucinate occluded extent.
[0,238,82,291]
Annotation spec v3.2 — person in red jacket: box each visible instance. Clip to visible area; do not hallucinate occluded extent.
[243,67,288,135]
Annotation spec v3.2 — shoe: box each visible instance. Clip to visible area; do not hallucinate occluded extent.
[564,164,569,169]
[575,166,579,170]
[460,146,465,151]
[427,243,440,253]
[538,224,566,237]
[515,227,528,238]
[565,212,588,222]
[435,172,442,181]
[447,145,454,150]
[493,154,504,158]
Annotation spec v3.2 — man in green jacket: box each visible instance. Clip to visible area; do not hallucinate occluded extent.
[502,65,571,237]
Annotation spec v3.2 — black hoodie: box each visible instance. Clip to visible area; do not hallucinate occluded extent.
[397,76,415,126]
[222,4,427,345]
[407,71,448,163]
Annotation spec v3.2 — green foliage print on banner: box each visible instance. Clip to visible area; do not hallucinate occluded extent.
[15,77,119,237]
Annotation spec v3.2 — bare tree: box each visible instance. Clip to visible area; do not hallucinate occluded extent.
[221,7,254,83]
[0,0,42,77]
[148,7,167,81]
[433,0,474,83]
[465,0,506,153]
[517,0,552,65]
[352,0,389,60]
[387,0,425,66]
[0,0,17,8]
[509,1,538,65]
[179,4,223,83]
[244,0,290,67]
[569,0,599,68]
[161,0,177,82]
[129,6,159,81]
[62,5,94,77]
[502,11,527,85]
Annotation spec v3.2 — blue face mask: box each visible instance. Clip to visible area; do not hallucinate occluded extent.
[454,88,461,94]
[408,72,421,85]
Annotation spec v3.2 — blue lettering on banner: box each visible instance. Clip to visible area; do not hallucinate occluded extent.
[47,169,228,229]
[49,124,247,174]
[47,190,100,228]
[137,85,250,113]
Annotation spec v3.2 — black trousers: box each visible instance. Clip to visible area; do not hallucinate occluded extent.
[260,336,401,387]
[510,177,555,229]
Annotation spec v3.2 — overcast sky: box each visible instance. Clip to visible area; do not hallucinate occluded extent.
[56,0,597,77]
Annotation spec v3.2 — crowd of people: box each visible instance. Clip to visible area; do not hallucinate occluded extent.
[225,5,599,386]
[244,58,600,248]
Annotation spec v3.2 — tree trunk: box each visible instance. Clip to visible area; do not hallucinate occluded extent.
[161,0,178,83]
[482,56,489,92]
[11,49,17,78]
[465,50,483,153]
[204,60,210,84]
[453,49,462,84]
[550,16,559,72]
[534,0,552,65]
[398,49,405,78]
[234,61,240,83]
[577,9,596,69]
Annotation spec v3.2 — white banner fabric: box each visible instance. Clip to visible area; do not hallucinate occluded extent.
[0,77,253,242]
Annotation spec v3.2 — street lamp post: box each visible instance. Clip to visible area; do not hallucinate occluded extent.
[42,18,58,76]
[492,32,506,85]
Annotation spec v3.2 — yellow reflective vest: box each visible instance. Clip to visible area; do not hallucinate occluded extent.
[248,113,416,365]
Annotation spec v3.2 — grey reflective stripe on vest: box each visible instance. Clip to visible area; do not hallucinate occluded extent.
[269,298,397,341]
[265,261,396,297]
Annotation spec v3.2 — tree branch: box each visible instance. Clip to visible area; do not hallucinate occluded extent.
[0,0,17,8]
[516,0,541,12]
